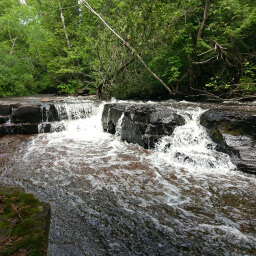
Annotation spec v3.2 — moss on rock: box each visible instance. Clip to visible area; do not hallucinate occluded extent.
[0,187,50,256]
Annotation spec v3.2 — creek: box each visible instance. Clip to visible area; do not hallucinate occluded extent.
[0,97,255,256]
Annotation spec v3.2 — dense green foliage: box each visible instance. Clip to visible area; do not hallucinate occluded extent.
[0,0,255,100]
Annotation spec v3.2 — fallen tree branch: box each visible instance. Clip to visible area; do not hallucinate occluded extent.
[192,56,217,64]
[190,84,256,102]
[197,48,213,57]
[196,0,210,49]
[190,87,223,100]
[227,83,256,97]
[80,0,174,96]
[58,0,71,49]
[224,95,256,101]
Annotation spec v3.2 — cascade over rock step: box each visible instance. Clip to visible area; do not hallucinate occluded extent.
[0,100,93,136]
[102,103,186,149]
[200,109,256,174]
[0,98,99,136]
[1,99,255,174]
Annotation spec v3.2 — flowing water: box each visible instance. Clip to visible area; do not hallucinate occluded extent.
[0,99,255,256]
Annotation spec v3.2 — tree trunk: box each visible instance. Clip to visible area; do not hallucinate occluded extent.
[58,0,71,49]
[196,0,209,50]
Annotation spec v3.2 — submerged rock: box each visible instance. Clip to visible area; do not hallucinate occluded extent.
[0,186,51,255]
[102,103,185,149]
[200,110,256,174]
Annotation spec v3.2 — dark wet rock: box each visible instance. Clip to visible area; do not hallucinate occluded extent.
[0,126,4,137]
[102,103,185,149]
[0,123,39,135]
[200,110,256,174]
[0,116,9,124]
[12,105,41,123]
[102,104,126,133]
[0,103,41,137]
[39,123,52,133]
[0,102,20,116]
[41,104,59,122]
[0,186,51,256]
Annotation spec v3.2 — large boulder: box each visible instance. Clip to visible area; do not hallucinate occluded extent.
[200,110,256,174]
[102,104,126,133]
[102,103,185,149]
[12,105,41,123]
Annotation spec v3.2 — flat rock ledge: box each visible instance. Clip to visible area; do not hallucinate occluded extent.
[102,103,185,149]
[0,101,62,137]
[200,109,256,174]
[0,186,51,255]
[0,102,42,138]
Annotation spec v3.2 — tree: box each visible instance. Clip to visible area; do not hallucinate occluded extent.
[0,0,255,100]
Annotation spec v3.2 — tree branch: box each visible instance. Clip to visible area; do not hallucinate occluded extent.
[80,0,174,95]
[196,0,209,49]
[192,56,217,64]
[58,0,71,49]
[9,34,18,55]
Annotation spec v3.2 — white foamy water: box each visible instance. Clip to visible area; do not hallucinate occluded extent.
[0,100,255,256]
[151,107,236,174]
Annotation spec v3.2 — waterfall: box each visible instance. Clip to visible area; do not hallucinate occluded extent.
[114,113,124,140]
[39,101,99,133]
[54,103,97,120]
[1,99,255,256]
[152,107,237,173]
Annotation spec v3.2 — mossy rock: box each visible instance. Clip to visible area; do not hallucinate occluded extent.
[0,186,50,256]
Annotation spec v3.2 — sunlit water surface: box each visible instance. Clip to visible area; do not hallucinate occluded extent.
[0,100,255,256]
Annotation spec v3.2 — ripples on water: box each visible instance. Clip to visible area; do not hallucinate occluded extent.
[0,100,256,256]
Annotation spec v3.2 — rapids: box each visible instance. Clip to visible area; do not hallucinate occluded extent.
[0,99,255,256]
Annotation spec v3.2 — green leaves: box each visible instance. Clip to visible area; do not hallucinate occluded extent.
[0,0,255,98]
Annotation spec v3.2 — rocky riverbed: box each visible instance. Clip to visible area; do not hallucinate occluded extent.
[0,96,255,255]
